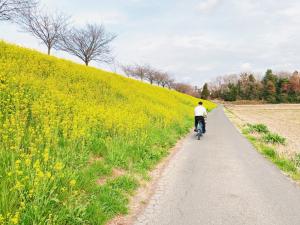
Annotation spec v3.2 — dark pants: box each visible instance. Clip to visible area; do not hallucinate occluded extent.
[195,116,206,133]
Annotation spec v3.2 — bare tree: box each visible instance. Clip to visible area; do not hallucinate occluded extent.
[121,63,174,89]
[166,78,175,89]
[131,64,149,81]
[17,6,70,55]
[145,66,158,84]
[121,64,135,77]
[153,71,169,86]
[0,0,36,21]
[157,72,170,87]
[57,24,116,66]
[152,71,161,86]
[173,82,195,95]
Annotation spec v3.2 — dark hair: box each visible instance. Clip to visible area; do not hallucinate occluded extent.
[198,101,203,105]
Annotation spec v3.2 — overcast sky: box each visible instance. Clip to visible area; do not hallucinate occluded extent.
[1,0,300,86]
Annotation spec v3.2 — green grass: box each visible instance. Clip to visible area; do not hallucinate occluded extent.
[260,145,276,158]
[242,123,300,181]
[295,154,300,168]
[262,133,286,145]
[247,123,269,134]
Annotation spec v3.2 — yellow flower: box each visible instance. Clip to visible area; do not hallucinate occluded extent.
[25,158,31,166]
[15,160,21,169]
[33,160,40,169]
[11,217,18,224]
[37,170,44,178]
[20,202,25,208]
[0,214,4,223]
[61,187,66,192]
[15,181,24,190]
[69,179,76,187]
[29,147,37,155]
[10,212,19,225]
[45,172,52,178]
[28,189,34,198]
[54,162,63,171]
[43,150,49,162]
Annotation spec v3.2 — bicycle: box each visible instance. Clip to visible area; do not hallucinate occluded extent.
[196,121,204,140]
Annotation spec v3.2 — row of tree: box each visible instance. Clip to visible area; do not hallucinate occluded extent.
[121,64,206,97]
[1,0,115,66]
[121,64,174,87]
[206,70,300,103]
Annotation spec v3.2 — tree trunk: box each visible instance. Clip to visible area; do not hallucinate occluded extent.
[47,47,51,55]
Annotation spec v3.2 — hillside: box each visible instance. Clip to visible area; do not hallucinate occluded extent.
[0,41,216,224]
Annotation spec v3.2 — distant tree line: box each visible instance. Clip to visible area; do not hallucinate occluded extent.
[207,70,300,103]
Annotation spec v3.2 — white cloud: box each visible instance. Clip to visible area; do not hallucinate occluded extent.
[241,63,252,71]
[195,65,215,72]
[171,34,228,51]
[180,76,192,82]
[126,0,145,2]
[196,0,221,13]
[74,11,127,25]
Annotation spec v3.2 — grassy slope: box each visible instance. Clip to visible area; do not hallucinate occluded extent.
[0,41,216,224]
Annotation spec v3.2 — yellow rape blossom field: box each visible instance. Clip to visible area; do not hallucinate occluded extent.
[0,41,216,224]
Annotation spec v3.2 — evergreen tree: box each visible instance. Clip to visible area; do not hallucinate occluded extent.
[277,78,289,102]
[222,83,238,101]
[248,74,257,100]
[201,83,209,99]
[263,69,277,102]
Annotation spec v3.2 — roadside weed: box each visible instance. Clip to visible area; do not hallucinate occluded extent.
[274,158,297,173]
[247,123,269,134]
[244,123,286,145]
[260,145,276,158]
[242,123,299,181]
[294,154,300,168]
[262,133,286,145]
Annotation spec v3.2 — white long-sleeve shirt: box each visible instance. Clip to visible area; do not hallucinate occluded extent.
[194,105,207,117]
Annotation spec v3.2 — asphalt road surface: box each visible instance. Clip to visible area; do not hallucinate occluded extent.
[134,106,300,225]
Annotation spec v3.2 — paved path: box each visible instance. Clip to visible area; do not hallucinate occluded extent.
[134,107,300,225]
